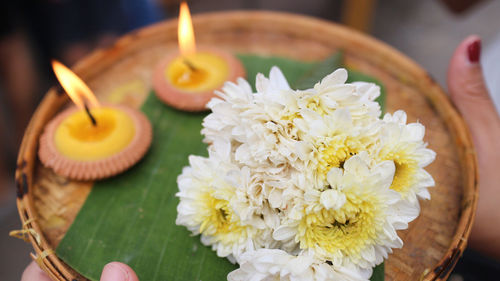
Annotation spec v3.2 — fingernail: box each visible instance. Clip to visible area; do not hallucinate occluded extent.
[101,263,128,281]
[467,39,481,63]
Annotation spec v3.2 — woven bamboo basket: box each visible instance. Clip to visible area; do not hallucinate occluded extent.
[13,11,477,281]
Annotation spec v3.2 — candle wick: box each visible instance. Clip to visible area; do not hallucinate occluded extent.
[84,103,98,126]
[183,59,198,72]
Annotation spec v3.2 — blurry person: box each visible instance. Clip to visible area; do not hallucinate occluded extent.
[0,2,39,205]
[447,35,500,281]
[0,0,165,207]
[27,0,164,65]
[448,35,500,260]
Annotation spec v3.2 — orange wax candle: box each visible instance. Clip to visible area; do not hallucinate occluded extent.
[38,61,152,180]
[153,2,245,111]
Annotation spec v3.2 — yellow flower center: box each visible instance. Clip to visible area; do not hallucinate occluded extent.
[382,148,418,196]
[297,191,382,262]
[199,192,246,239]
[307,98,327,115]
[283,111,301,120]
[317,136,363,178]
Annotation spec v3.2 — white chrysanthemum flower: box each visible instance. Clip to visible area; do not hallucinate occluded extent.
[273,153,419,269]
[376,110,436,205]
[294,107,379,185]
[223,164,282,237]
[176,154,272,262]
[177,66,435,279]
[202,67,301,171]
[303,69,381,123]
[227,249,370,281]
[202,67,383,175]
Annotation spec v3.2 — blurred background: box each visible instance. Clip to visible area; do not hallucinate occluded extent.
[1,0,499,280]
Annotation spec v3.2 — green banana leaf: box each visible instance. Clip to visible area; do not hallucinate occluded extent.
[56,53,385,281]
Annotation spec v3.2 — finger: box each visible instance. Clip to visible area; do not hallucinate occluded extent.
[100,262,140,281]
[21,261,52,281]
[448,36,500,258]
[447,35,500,141]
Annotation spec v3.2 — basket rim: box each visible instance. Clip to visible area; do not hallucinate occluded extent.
[14,10,478,281]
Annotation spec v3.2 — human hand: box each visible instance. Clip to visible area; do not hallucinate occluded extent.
[21,261,139,281]
[448,35,500,260]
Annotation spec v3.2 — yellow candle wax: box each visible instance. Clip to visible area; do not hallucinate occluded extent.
[153,48,246,112]
[166,52,229,92]
[54,107,135,161]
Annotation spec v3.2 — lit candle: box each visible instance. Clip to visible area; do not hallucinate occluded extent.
[38,60,152,180]
[153,1,245,111]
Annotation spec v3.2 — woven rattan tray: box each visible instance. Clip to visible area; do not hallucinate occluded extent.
[14,11,477,281]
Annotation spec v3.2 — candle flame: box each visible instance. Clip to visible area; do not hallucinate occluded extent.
[51,60,100,109]
[178,1,196,55]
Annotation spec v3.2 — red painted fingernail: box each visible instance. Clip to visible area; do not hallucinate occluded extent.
[467,39,481,63]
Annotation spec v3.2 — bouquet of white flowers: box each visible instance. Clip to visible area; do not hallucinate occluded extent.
[175,67,435,281]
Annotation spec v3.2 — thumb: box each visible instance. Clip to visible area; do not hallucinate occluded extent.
[100,262,140,281]
[448,36,500,258]
[447,35,500,143]
[21,261,52,281]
